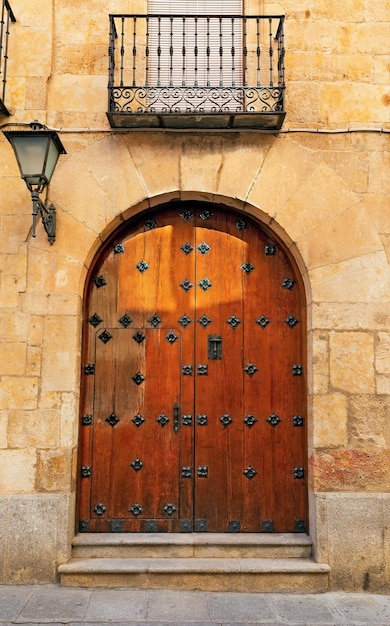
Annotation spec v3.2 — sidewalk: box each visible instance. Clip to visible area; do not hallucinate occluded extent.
[2,586,390,626]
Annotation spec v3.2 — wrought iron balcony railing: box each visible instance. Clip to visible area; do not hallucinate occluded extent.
[107,14,285,130]
[0,0,15,115]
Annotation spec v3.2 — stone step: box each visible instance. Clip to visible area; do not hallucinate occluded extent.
[71,532,313,559]
[59,556,330,592]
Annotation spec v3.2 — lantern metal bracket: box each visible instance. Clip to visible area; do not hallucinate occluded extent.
[31,190,56,244]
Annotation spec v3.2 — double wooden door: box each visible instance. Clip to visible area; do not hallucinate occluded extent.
[78,204,307,533]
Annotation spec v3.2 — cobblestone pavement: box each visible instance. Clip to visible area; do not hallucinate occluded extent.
[1,586,390,626]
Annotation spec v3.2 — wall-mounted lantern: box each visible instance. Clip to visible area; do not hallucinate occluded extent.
[3,121,66,244]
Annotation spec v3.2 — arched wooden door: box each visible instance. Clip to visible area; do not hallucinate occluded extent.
[78,203,307,533]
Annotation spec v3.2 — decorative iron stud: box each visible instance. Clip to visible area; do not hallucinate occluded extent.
[182,414,193,426]
[197,364,208,376]
[198,277,212,291]
[229,520,241,532]
[293,415,304,427]
[282,277,295,290]
[199,209,214,221]
[262,520,274,532]
[119,313,132,328]
[88,313,102,327]
[294,467,305,479]
[292,364,303,376]
[133,330,146,344]
[148,314,162,328]
[163,503,177,516]
[244,363,258,377]
[157,413,169,427]
[295,519,306,532]
[220,413,233,427]
[98,329,112,344]
[264,245,276,256]
[165,330,179,344]
[146,521,158,532]
[256,315,270,329]
[182,466,192,478]
[196,519,207,532]
[131,458,144,472]
[197,466,208,477]
[82,414,93,426]
[178,314,192,328]
[106,413,120,427]
[111,520,123,532]
[285,315,299,328]
[243,466,258,480]
[244,414,257,428]
[84,364,95,375]
[236,219,247,231]
[81,466,92,478]
[181,520,193,532]
[145,218,157,229]
[94,275,106,289]
[198,314,212,328]
[197,414,208,425]
[93,503,106,516]
[197,242,210,255]
[113,243,125,254]
[182,365,193,376]
[180,209,193,221]
[180,278,193,292]
[136,259,149,273]
[241,261,255,274]
[132,413,145,428]
[181,242,194,255]
[79,520,90,532]
[129,503,143,516]
[227,314,241,329]
[267,413,281,427]
[132,371,145,385]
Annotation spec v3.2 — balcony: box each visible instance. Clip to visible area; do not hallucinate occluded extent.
[107,14,285,131]
[0,0,15,115]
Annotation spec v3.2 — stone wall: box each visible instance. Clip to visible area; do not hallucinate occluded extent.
[0,0,389,589]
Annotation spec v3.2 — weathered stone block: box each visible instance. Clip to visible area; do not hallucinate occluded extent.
[0,376,38,410]
[349,395,387,448]
[321,84,390,124]
[8,410,60,449]
[41,316,80,393]
[0,342,26,375]
[311,331,329,394]
[313,450,390,491]
[376,333,390,375]
[47,75,106,113]
[0,411,7,448]
[36,448,73,492]
[330,331,375,393]
[0,450,36,494]
[312,302,390,331]
[313,393,348,448]
[60,392,79,448]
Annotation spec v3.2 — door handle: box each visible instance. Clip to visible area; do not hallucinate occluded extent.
[173,402,180,434]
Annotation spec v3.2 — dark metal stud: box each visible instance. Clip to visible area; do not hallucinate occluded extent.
[146,520,158,532]
[243,466,258,480]
[293,415,304,427]
[181,520,193,532]
[241,261,255,274]
[182,466,192,478]
[119,313,132,328]
[282,277,295,290]
[285,315,299,328]
[292,364,303,376]
[106,413,120,428]
[199,209,214,221]
[196,519,207,532]
[82,414,93,426]
[227,314,241,329]
[198,314,212,328]
[244,414,257,428]
[88,313,102,327]
[180,278,193,292]
[157,413,169,427]
[256,315,270,329]
[295,519,306,533]
[236,219,247,231]
[133,330,146,344]
[182,365,193,376]
[181,242,193,255]
[197,242,210,255]
[145,218,157,229]
[113,243,125,254]
[264,245,276,256]
[129,503,143,516]
[267,413,281,427]
[262,520,274,532]
[136,259,149,273]
[197,466,208,477]
[197,414,208,425]
[229,520,241,532]
[81,466,92,478]
[220,413,233,427]
[131,458,144,472]
[132,371,145,385]
[93,503,106,516]
[79,520,90,532]
[94,275,106,289]
[197,364,208,376]
[132,413,145,428]
[294,467,305,479]
[198,277,212,291]
[244,363,258,377]
[111,519,123,532]
[98,329,112,344]
[182,414,193,426]
[84,364,95,375]
[178,314,192,328]
[180,209,193,221]
[166,330,178,344]
[163,503,177,516]
[148,314,162,328]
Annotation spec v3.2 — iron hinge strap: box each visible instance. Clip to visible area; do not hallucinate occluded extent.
[173,402,180,433]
